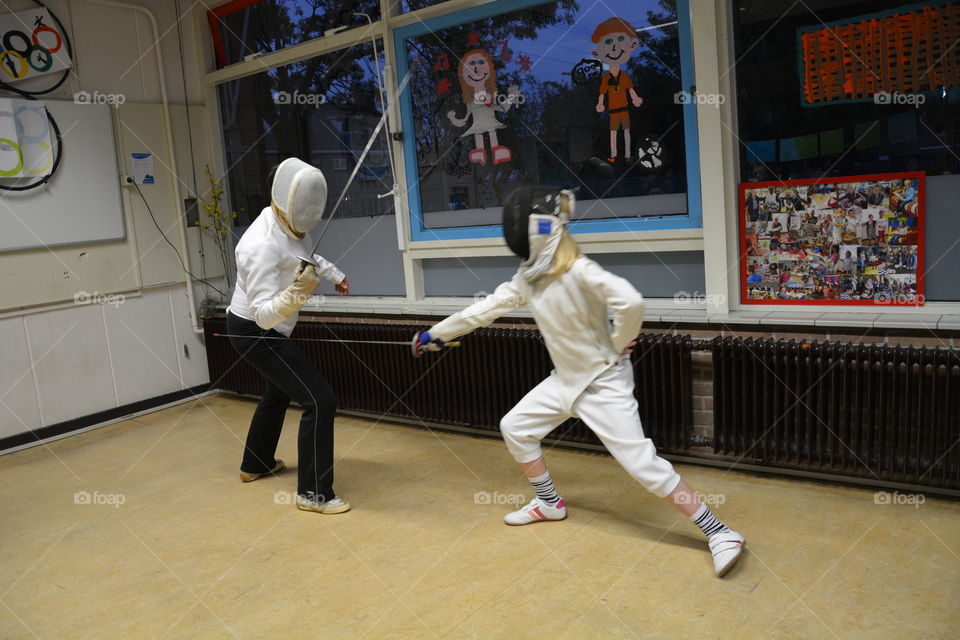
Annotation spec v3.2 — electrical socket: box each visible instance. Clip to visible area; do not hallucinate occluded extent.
[184,197,199,226]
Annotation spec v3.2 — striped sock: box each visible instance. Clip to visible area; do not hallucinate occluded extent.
[690,503,731,539]
[528,471,560,506]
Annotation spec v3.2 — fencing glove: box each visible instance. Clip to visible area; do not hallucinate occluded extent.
[271,263,322,320]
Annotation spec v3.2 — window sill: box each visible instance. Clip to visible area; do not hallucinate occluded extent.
[407,227,705,258]
[286,297,960,331]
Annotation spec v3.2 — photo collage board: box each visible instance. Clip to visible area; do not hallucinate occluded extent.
[740,172,923,305]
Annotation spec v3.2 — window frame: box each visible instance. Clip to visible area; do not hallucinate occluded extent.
[392,0,703,243]
[207,0,264,69]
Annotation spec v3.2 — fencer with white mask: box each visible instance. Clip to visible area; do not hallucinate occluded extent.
[227,157,351,514]
[413,186,746,577]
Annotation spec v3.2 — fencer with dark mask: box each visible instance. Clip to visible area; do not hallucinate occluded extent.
[227,157,351,514]
[413,186,745,576]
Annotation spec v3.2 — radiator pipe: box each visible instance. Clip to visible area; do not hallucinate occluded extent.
[82,0,204,334]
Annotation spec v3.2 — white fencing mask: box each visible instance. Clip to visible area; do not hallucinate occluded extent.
[271,157,328,239]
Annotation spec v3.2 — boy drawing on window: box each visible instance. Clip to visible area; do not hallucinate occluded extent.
[592,17,642,164]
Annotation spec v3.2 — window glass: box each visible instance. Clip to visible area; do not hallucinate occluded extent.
[732,0,960,181]
[210,0,381,67]
[218,41,393,226]
[399,0,450,11]
[399,0,692,231]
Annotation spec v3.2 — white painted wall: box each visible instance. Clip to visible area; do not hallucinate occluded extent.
[0,0,219,440]
[0,284,208,439]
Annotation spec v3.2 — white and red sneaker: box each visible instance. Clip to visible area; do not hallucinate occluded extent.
[468,148,487,165]
[491,145,512,165]
[503,497,567,526]
[709,530,745,577]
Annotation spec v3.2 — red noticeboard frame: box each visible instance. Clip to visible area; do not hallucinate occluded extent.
[738,171,924,306]
[207,0,264,69]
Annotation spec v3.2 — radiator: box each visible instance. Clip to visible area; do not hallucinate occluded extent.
[203,317,693,453]
[712,337,960,490]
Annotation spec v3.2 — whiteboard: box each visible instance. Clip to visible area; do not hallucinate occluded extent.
[0,99,125,252]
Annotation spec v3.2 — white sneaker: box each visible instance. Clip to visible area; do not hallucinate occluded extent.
[503,497,567,526]
[709,530,745,577]
[296,494,351,514]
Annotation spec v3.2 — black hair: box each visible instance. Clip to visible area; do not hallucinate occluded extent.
[266,163,280,195]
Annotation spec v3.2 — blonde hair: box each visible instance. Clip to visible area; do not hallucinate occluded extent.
[547,193,580,276]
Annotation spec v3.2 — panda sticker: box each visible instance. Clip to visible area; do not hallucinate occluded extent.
[636,135,663,171]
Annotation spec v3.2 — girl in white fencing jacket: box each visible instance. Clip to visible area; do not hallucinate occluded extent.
[413,187,745,577]
[227,158,350,515]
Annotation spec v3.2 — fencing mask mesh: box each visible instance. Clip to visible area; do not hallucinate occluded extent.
[502,186,571,261]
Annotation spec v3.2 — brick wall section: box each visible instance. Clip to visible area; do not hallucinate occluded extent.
[691,351,714,440]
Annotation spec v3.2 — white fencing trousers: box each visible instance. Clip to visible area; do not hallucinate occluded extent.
[500,359,682,498]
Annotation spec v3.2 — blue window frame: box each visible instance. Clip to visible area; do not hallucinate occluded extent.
[393,0,701,242]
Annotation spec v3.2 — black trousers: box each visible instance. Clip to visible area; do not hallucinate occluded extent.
[226,312,337,501]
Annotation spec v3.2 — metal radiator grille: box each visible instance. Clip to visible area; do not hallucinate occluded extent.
[712,337,960,490]
[203,318,693,453]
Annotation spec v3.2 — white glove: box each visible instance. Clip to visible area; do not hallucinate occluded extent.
[271,263,322,320]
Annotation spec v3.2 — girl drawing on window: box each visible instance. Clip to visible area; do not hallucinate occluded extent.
[447,49,519,166]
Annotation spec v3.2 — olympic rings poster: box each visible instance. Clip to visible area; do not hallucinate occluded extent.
[0,7,71,84]
[0,98,54,178]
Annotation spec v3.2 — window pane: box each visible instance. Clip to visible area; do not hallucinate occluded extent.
[218,41,394,226]
[211,0,381,67]
[399,0,450,12]
[732,0,960,180]
[402,0,689,230]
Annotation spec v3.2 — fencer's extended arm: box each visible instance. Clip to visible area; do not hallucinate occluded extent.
[580,260,645,354]
[311,253,346,284]
[428,276,527,342]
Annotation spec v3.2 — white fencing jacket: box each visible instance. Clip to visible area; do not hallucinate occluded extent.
[429,256,644,412]
[228,207,344,336]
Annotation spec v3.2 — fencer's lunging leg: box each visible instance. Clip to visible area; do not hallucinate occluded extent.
[499,375,569,525]
[576,360,745,576]
[574,361,682,498]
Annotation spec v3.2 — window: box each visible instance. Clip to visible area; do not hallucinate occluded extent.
[208,0,382,68]
[398,0,451,12]
[731,0,960,302]
[218,41,394,225]
[732,0,960,181]
[393,0,700,241]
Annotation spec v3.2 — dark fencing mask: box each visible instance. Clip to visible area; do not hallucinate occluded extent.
[502,186,573,262]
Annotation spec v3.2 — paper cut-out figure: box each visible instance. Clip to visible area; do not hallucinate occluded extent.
[446,49,519,166]
[592,17,642,163]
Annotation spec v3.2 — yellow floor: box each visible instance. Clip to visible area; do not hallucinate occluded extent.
[1,394,958,639]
